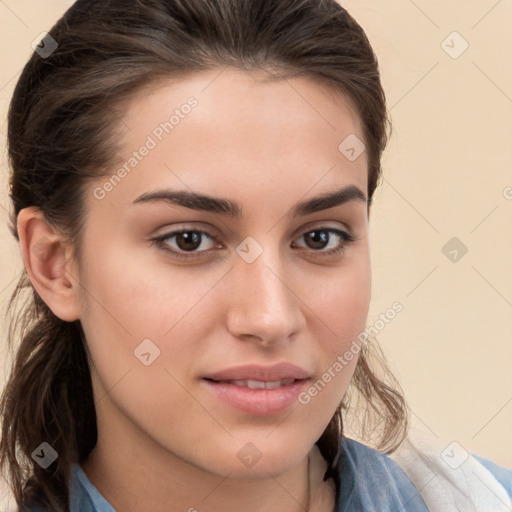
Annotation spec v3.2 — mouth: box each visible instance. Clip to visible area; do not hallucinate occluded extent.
[201,363,311,416]
[203,362,311,382]
[207,378,298,389]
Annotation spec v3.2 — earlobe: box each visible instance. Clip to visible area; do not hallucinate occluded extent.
[16,206,81,322]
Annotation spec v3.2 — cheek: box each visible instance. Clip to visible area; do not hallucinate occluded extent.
[297,256,371,406]
[304,254,371,349]
[77,254,220,443]
[79,241,223,336]
[76,247,235,416]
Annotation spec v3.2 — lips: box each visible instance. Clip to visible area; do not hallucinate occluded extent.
[202,363,311,416]
[204,362,310,382]
[221,378,296,389]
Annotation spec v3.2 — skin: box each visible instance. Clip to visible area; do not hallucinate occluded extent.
[18,68,371,512]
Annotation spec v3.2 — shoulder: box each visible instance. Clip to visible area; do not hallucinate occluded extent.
[337,435,512,511]
[471,453,512,497]
[69,463,115,512]
[336,437,430,511]
[21,464,115,512]
[387,430,512,511]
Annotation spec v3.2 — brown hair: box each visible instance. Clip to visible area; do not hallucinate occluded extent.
[0,0,407,510]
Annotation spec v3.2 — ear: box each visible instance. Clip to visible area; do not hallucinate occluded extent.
[17,206,81,322]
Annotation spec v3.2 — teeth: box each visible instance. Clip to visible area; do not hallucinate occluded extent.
[265,380,283,389]
[247,380,266,389]
[228,379,296,389]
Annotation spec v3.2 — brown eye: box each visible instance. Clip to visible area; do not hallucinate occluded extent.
[292,228,355,258]
[150,229,220,259]
[174,231,203,251]
[303,230,330,250]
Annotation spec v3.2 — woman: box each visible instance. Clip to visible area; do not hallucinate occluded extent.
[0,1,510,511]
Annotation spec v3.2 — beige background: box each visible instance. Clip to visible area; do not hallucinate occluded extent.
[0,1,511,504]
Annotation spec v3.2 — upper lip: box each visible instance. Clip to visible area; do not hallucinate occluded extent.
[204,362,311,382]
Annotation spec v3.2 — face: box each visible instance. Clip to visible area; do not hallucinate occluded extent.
[75,68,371,479]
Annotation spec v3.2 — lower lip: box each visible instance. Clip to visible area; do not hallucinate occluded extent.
[202,379,309,417]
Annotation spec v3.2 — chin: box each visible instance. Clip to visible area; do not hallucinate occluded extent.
[214,436,308,479]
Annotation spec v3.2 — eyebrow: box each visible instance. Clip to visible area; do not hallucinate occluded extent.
[132,184,367,218]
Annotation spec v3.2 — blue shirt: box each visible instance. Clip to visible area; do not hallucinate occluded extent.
[23,438,512,511]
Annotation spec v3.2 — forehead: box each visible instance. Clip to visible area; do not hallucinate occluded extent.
[92,68,368,212]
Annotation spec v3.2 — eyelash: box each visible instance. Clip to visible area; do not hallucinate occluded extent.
[149,227,355,260]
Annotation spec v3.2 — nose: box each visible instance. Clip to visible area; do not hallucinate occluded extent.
[225,248,306,346]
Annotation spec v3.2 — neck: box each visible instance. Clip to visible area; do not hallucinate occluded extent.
[81,412,311,512]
